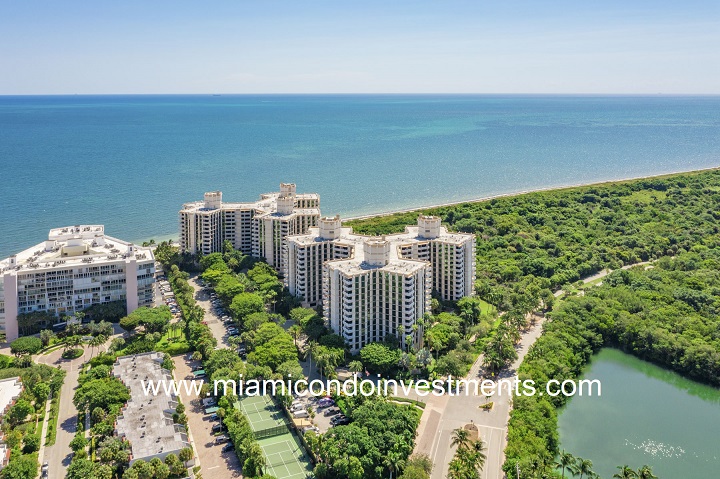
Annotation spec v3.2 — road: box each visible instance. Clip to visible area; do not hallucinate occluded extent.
[36,346,84,479]
[188,275,232,348]
[35,323,126,479]
[410,316,546,479]
[173,354,241,478]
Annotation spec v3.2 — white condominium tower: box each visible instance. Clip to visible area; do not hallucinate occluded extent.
[179,183,320,271]
[285,215,476,352]
[0,226,155,341]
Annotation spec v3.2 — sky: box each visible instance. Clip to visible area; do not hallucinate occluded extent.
[1,1,719,94]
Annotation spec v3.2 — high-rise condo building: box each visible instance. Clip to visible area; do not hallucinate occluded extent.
[0,226,155,341]
[179,183,320,271]
[285,215,475,352]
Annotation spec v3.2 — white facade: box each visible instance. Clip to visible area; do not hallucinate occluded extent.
[0,226,155,341]
[113,353,191,464]
[285,215,475,352]
[179,184,320,271]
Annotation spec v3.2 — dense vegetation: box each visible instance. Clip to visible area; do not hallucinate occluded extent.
[311,398,421,479]
[0,358,65,479]
[504,251,720,477]
[347,170,720,310]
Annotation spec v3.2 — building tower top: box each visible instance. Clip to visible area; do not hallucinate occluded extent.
[276,195,295,215]
[280,183,297,198]
[417,215,441,239]
[203,191,223,209]
[319,215,342,239]
[363,239,390,266]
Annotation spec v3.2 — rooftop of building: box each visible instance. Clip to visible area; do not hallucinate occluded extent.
[112,352,189,461]
[0,226,154,275]
[288,216,473,276]
[179,184,319,214]
[0,377,22,415]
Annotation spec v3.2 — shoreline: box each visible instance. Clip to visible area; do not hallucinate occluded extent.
[138,166,720,245]
[342,166,720,221]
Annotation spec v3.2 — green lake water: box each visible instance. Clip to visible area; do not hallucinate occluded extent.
[558,348,720,478]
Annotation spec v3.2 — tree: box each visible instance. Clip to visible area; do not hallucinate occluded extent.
[7,399,33,425]
[289,324,302,347]
[636,465,657,479]
[348,360,364,375]
[450,428,472,452]
[22,434,40,453]
[613,465,639,479]
[40,329,55,347]
[10,336,42,356]
[0,455,38,479]
[360,343,401,374]
[73,377,130,411]
[179,447,194,467]
[575,458,595,479]
[555,451,576,479]
[150,457,170,479]
[33,382,51,403]
[70,434,88,452]
[229,292,265,322]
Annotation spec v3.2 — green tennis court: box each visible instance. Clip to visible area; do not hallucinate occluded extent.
[259,432,314,479]
[235,394,287,437]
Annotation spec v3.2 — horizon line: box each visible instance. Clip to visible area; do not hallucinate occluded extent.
[2,92,720,97]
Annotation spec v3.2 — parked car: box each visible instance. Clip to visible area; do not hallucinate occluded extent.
[332,416,351,426]
[293,410,310,418]
[215,435,230,444]
[208,413,219,421]
[228,330,240,336]
[324,407,340,417]
[221,442,235,453]
[212,423,227,433]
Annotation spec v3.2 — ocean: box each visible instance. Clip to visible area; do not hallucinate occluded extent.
[1,94,719,258]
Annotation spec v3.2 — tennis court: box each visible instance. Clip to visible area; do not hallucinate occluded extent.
[235,394,288,438]
[259,432,314,479]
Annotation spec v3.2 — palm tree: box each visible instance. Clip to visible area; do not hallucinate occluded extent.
[348,360,363,376]
[470,439,486,472]
[636,465,657,479]
[613,465,638,479]
[289,324,302,347]
[450,428,472,452]
[575,458,595,479]
[554,450,575,479]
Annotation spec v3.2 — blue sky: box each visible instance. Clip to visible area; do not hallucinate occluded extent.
[1,1,718,94]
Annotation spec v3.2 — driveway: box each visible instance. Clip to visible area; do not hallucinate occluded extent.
[409,317,547,479]
[36,347,87,479]
[173,354,241,478]
[188,276,233,348]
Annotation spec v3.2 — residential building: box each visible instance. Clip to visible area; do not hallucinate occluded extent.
[112,352,192,465]
[323,238,432,353]
[0,226,155,341]
[179,183,320,271]
[285,215,475,352]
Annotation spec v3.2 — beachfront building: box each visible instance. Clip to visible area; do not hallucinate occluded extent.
[323,239,432,353]
[286,215,476,305]
[0,377,23,470]
[0,226,155,341]
[112,352,192,465]
[179,183,320,271]
[285,215,475,352]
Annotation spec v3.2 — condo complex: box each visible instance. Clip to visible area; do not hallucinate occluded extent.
[112,352,192,464]
[0,226,155,342]
[181,184,475,352]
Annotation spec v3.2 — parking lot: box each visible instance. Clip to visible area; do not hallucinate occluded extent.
[173,354,242,478]
[190,276,238,349]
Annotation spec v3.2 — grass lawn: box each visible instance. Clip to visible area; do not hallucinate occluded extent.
[155,329,190,355]
[476,297,497,316]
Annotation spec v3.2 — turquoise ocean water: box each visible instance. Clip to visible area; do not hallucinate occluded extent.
[1,95,719,258]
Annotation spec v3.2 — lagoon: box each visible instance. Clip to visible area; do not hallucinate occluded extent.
[558,348,720,478]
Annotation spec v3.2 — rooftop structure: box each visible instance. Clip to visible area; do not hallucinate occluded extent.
[179,183,320,271]
[0,377,22,417]
[112,352,191,464]
[0,226,155,341]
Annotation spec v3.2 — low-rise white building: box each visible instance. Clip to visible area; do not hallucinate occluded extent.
[0,226,155,341]
[179,183,320,272]
[112,352,192,465]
